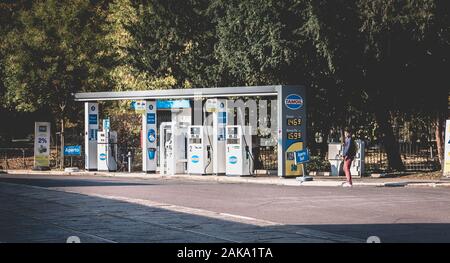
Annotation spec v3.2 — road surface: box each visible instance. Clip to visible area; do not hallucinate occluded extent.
[0,174,449,242]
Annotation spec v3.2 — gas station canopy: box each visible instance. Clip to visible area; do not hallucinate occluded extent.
[74,85,282,101]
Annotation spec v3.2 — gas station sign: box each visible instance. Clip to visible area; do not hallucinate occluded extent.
[295,149,310,164]
[278,86,307,177]
[444,120,450,176]
[34,122,50,168]
[142,100,157,173]
[85,102,98,170]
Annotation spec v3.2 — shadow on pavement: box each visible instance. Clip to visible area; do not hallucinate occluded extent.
[0,176,153,188]
[0,181,449,243]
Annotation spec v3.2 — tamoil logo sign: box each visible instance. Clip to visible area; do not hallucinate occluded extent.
[229,156,238,164]
[99,153,107,161]
[191,155,200,163]
[285,94,303,110]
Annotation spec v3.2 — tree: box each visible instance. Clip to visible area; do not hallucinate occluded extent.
[1,0,114,167]
[105,0,177,93]
[303,0,449,170]
[126,0,221,89]
[212,0,347,149]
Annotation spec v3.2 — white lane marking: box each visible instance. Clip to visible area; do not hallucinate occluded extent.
[57,190,280,227]
[0,181,364,242]
[52,189,363,242]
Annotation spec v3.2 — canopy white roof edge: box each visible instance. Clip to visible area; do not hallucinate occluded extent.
[73,85,291,101]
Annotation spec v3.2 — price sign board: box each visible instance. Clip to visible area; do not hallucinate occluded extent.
[34,122,50,167]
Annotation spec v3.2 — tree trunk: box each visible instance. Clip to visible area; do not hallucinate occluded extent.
[364,59,404,171]
[435,112,445,170]
[374,107,405,171]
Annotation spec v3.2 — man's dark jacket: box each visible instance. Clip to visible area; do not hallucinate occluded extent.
[343,137,356,159]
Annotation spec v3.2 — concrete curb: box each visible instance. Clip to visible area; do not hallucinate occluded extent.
[3,169,448,188]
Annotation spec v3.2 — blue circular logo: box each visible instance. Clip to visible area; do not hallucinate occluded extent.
[99,153,106,161]
[147,129,156,143]
[149,104,153,110]
[229,156,238,164]
[191,155,200,163]
[285,94,303,110]
[90,105,96,111]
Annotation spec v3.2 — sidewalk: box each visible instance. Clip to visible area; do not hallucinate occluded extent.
[3,169,450,188]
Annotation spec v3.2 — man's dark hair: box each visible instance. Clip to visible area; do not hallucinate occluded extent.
[344,127,352,134]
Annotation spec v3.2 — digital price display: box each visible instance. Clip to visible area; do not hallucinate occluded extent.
[287,118,302,127]
[287,132,302,140]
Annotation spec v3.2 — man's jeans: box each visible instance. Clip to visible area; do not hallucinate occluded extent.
[343,157,353,185]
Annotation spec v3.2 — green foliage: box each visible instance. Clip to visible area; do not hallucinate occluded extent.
[307,155,331,172]
[1,0,114,122]
[213,0,309,85]
[125,0,220,88]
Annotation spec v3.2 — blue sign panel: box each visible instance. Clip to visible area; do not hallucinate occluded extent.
[218,112,227,124]
[294,149,310,164]
[147,113,156,124]
[148,149,155,160]
[88,114,97,124]
[89,129,97,141]
[103,118,110,130]
[157,100,190,109]
[64,145,81,156]
[130,101,136,110]
[147,129,156,143]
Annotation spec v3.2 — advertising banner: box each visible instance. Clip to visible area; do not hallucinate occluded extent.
[85,102,98,170]
[444,120,450,176]
[34,122,50,167]
[142,100,157,173]
[133,100,147,114]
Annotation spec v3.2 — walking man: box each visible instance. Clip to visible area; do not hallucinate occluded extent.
[342,128,356,187]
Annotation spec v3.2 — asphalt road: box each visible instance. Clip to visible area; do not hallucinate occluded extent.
[0,174,449,242]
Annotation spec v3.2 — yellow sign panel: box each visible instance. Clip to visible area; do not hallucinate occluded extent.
[134,100,146,114]
[35,155,49,167]
[285,142,303,177]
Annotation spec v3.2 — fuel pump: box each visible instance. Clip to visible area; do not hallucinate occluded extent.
[351,140,365,176]
[187,125,213,175]
[225,125,254,176]
[328,140,365,176]
[97,130,118,172]
[159,122,187,175]
[328,143,343,176]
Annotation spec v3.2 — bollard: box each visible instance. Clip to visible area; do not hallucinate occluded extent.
[127,151,132,173]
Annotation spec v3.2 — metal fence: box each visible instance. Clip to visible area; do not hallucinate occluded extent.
[1,141,440,173]
[254,146,277,171]
[365,142,440,172]
[0,147,58,169]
